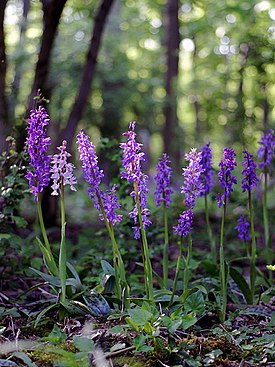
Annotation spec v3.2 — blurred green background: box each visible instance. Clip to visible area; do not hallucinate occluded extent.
[0,0,274,166]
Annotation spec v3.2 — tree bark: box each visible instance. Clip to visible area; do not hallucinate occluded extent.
[11,0,30,119]
[0,0,8,153]
[163,0,180,168]
[235,43,249,145]
[27,0,67,113]
[60,0,115,151]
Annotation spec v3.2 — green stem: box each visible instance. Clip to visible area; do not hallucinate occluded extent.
[37,194,51,254]
[184,233,192,292]
[109,224,130,309]
[219,201,227,323]
[163,203,169,288]
[37,194,58,276]
[205,195,216,265]
[134,181,154,301]
[169,236,183,306]
[59,185,67,303]
[263,167,269,247]
[97,193,130,309]
[263,167,272,281]
[248,190,256,302]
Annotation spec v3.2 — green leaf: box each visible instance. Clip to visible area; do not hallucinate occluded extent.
[181,314,198,330]
[12,216,27,228]
[30,267,61,287]
[193,285,208,294]
[34,303,59,328]
[101,260,114,275]
[40,324,66,344]
[127,308,153,327]
[132,334,153,352]
[125,317,139,332]
[12,352,39,367]
[0,234,11,242]
[189,259,201,270]
[35,238,58,276]
[73,336,95,352]
[230,267,253,304]
[65,277,83,290]
[66,262,82,285]
[153,290,173,303]
[162,317,183,334]
[184,291,205,315]
[143,321,155,335]
[108,325,125,334]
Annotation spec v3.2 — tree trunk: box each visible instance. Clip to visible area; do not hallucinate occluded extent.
[163,0,180,168]
[16,0,67,153]
[0,0,8,153]
[235,43,249,146]
[10,0,30,119]
[27,0,67,113]
[23,0,67,227]
[60,0,115,151]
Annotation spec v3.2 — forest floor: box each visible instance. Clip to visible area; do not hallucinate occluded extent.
[0,251,274,367]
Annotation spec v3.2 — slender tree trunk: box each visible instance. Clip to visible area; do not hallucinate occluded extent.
[27,0,67,113]
[235,43,249,146]
[0,0,8,153]
[163,0,180,168]
[10,0,30,119]
[16,0,67,153]
[60,0,115,151]
[23,0,67,227]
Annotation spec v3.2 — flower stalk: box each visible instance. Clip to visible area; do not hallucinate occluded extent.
[219,200,227,322]
[134,180,154,301]
[205,194,216,265]
[199,142,216,264]
[59,184,67,303]
[169,236,183,306]
[163,203,169,288]
[173,149,204,298]
[154,153,173,288]
[120,122,153,301]
[184,233,193,292]
[37,194,58,276]
[257,129,275,280]
[77,130,129,308]
[248,190,256,300]
[241,150,259,301]
[217,148,237,322]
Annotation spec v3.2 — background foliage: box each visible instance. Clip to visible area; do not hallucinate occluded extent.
[1,0,274,165]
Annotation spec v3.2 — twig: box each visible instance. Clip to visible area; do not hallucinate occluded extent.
[105,345,135,359]
[157,360,171,367]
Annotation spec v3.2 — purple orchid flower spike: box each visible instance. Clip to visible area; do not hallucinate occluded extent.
[216,148,237,207]
[235,213,250,242]
[174,208,194,238]
[174,148,204,237]
[77,129,122,226]
[120,121,151,239]
[154,153,173,208]
[241,150,258,193]
[25,106,51,200]
[51,140,77,196]
[199,142,214,196]
[181,148,205,209]
[257,129,275,169]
